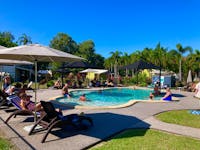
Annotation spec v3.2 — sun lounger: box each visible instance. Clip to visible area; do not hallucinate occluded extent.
[5,95,40,123]
[29,101,93,143]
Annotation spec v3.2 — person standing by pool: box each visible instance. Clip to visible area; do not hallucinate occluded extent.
[62,84,70,98]
[162,87,172,101]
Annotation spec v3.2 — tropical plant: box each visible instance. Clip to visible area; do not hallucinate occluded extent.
[17,33,32,45]
[109,50,123,77]
[175,43,193,81]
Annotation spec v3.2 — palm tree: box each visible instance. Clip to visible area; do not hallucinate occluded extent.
[186,49,200,80]
[121,52,131,77]
[110,50,122,77]
[18,33,32,45]
[167,49,180,73]
[176,43,193,81]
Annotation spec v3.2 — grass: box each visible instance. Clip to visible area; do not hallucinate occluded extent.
[90,129,200,150]
[91,110,200,150]
[0,136,18,150]
[155,110,200,128]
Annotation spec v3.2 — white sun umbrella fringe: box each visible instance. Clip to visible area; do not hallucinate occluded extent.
[0,44,84,121]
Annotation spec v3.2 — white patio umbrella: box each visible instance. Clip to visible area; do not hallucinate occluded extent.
[0,44,83,120]
[187,70,192,83]
[0,45,33,88]
[0,45,33,65]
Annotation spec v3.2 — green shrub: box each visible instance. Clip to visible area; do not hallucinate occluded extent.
[47,80,54,87]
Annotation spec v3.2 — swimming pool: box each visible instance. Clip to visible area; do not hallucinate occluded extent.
[56,88,162,107]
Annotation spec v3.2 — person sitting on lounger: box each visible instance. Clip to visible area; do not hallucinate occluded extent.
[5,86,15,96]
[19,93,41,111]
[54,80,62,89]
[3,76,11,92]
[20,93,62,114]
[162,87,172,101]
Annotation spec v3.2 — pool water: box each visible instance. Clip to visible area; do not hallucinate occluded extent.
[56,88,162,107]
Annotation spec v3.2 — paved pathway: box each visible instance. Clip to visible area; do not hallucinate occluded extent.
[0,88,200,150]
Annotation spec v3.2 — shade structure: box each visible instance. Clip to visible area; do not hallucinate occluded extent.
[121,60,161,71]
[187,70,192,83]
[80,69,108,74]
[0,44,83,62]
[55,68,70,86]
[0,45,33,65]
[63,61,97,69]
[55,68,70,74]
[0,59,33,65]
[0,44,83,121]
[0,45,33,88]
[121,60,161,84]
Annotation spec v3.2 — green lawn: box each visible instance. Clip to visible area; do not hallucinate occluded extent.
[0,137,17,150]
[91,110,200,150]
[91,129,200,150]
[155,110,200,128]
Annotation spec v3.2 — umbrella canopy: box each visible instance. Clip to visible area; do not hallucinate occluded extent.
[63,61,96,69]
[80,69,108,74]
[121,60,161,71]
[0,45,33,65]
[0,44,83,62]
[0,59,33,65]
[187,70,192,83]
[0,44,83,121]
[55,68,70,73]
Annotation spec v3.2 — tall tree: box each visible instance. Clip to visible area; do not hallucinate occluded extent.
[0,31,17,47]
[17,33,32,45]
[110,50,122,77]
[76,40,104,68]
[167,49,179,73]
[50,33,78,54]
[121,52,131,77]
[186,49,200,79]
[153,43,168,68]
[176,43,193,81]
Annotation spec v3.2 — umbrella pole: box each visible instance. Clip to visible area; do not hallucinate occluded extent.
[34,60,37,122]
[61,72,64,87]
[0,66,2,90]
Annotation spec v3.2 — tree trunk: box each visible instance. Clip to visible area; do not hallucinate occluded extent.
[114,63,117,78]
[126,68,128,77]
[179,59,182,81]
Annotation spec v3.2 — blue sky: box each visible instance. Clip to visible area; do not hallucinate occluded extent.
[0,0,200,58]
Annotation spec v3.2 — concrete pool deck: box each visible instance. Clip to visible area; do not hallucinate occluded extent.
[0,88,200,150]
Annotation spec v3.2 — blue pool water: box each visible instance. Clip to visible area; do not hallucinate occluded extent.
[56,88,162,107]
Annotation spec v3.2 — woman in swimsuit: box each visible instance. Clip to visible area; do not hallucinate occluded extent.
[162,87,172,101]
